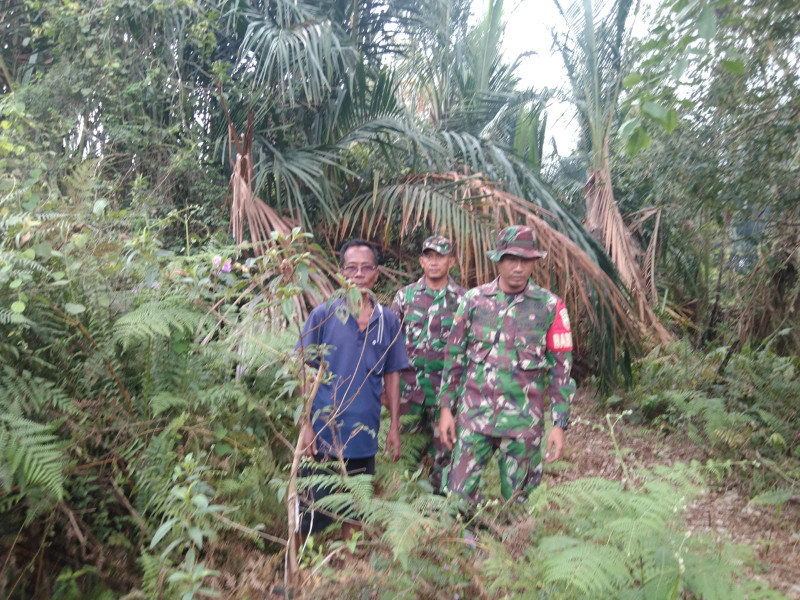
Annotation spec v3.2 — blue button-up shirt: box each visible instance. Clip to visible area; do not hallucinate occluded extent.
[297,297,408,458]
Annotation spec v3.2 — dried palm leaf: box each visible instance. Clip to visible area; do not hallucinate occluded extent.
[584,153,671,344]
[221,103,337,321]
[338,172,653,373]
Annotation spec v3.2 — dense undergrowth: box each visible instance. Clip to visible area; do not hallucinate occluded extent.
[606,341,800,502]
[1,180,795,598]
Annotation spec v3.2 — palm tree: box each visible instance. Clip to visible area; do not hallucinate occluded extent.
[218,0,647,383]
[553,0,671,344]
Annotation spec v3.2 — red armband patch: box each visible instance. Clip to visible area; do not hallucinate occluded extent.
[546,300,573,352]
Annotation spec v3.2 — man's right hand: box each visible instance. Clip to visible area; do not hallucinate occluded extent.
[302,422,317,457]
[438,407,457,451]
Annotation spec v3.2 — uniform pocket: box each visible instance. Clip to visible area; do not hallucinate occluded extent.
[404,312,425,342]
[517,345,547,371]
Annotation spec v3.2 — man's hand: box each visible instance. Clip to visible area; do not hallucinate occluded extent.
[544,425,565,463]
[302,422,317,457]
[438,407,457,451]
[385,423,402,462]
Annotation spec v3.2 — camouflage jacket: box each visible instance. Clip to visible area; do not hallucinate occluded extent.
[438,278,575,440]
[392,276,466,407]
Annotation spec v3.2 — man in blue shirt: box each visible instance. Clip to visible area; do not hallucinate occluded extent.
[296,239,408,538]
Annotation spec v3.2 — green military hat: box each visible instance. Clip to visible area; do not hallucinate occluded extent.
[486,225,547,262]
[422,235,453,255]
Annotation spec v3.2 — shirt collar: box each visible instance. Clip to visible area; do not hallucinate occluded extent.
[485,277,536,299]
[418,275,458,295]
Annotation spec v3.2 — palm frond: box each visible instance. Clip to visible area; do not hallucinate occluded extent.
[340,173,642,376]
[235,0,358,107]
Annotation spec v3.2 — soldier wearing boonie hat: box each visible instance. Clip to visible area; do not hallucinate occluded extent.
[437,225,576,505]
[391,235,466,490]
[485,225,548,261]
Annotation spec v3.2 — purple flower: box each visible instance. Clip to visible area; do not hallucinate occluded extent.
[212,255,222,267]
[221,259,232,273]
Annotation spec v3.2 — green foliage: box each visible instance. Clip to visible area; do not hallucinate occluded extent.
[609,341,800,493]
[113,300,204,351]
[50,567,115,600]
[0,154,320,595]
[0,412,68,506]
[148,452,224,599]
[482,462,784,599]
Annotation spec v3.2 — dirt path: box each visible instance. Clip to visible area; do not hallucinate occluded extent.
[557,390,800,598]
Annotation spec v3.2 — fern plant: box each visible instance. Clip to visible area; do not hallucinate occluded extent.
[613,341,799,477]
[481,462,785,599]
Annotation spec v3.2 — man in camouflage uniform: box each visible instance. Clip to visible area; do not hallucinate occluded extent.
[438,225,576,504]
[392,236,466,490]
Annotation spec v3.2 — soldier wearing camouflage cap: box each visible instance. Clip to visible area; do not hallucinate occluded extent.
[391,235,466,490]
[438,225,576,504]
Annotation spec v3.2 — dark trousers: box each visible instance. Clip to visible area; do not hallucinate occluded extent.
[298,454,375,535]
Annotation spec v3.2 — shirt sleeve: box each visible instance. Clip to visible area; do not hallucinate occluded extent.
[383,312,409,373]
[545,299,576,424]
[438,295,469,411]
[390,288,404,322]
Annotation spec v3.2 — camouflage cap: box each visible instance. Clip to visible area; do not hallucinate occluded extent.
[485,225,547,262]
[422,235,453,255]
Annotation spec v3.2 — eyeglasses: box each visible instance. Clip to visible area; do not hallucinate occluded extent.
[342,265,378,276]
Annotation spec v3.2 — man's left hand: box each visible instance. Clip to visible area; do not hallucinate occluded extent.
[545,426,565,463]
[385,424,402,462]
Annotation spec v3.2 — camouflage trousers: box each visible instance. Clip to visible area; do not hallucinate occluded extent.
[403,403,450,491]
[443,429,542,504]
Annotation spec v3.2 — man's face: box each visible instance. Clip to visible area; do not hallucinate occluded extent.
[419,249,455,282]
[496,254,537,292]
[341,246,379,290]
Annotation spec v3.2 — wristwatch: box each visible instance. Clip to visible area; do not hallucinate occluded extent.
[553,416,569,431]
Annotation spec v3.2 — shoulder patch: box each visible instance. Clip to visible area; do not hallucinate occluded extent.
[558,307,571,330]
[546,299,573,352]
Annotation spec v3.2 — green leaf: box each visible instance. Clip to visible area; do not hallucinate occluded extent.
[188,526,204,548]
[750,488,793,506]
[93,199,109,216]
[663,109,679,134]
[642,101,669,123]
[191,494,209,509]
[622,73,642,88]
[697,6,716,40]
[72,233,88,249]
[35,242,52,258]
[671,58,689,81]
[10,279,22,289]
[22,195,39,211]
[618,118,641,139]
[65,303,86,315]
[720,59,745,75]
[11,301,26,313]
[626,126,650,155]
[293,403,303,424]
[150,518,178,548]
[281,299,294,320]
[214,443,233,457]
